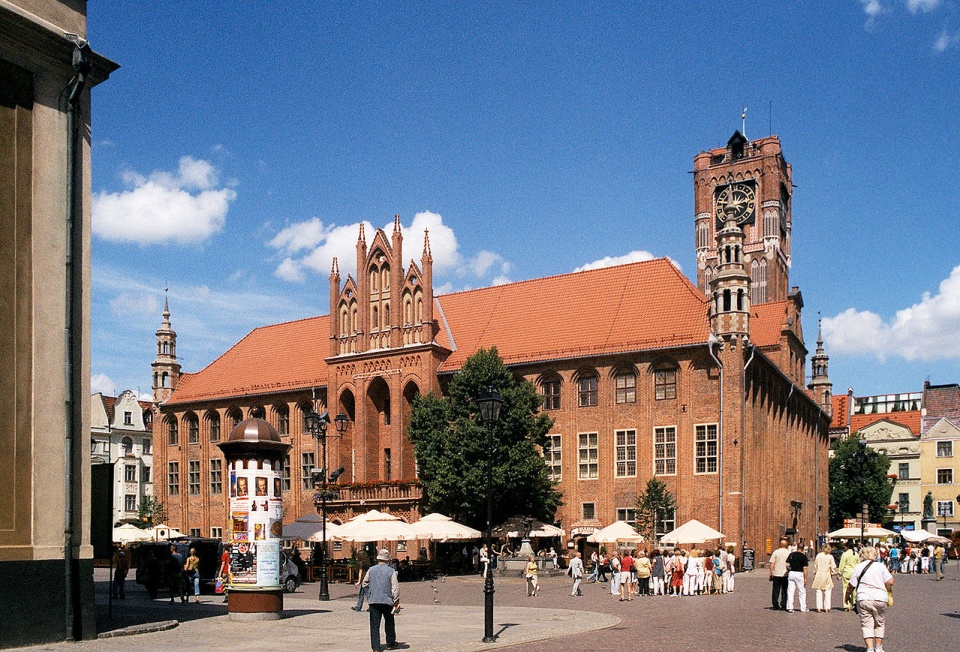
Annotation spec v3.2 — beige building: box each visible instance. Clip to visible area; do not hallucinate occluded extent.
[857,417,921,532]
[0,1,116,646]
[920,417,959,535]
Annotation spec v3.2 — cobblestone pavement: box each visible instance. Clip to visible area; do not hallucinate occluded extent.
[17,564,960,651]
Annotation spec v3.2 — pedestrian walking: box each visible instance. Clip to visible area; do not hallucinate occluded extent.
[845,546,894,652]
[184,547,201,603]
[838,540,859,611]
[568,551,584,596]
[362,549,401,652]
[812,543,838,612]
[112,548,130,599]
[167,544,185,604]
[785,544,809,612]
[769,537,790,610]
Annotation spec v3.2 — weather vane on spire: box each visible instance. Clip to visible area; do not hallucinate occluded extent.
[741,106,747,137]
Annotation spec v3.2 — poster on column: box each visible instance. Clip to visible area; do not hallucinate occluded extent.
[228,462,284,587]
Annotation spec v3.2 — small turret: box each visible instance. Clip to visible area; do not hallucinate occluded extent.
[151,292,181,403]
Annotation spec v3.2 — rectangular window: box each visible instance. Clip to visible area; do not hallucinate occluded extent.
[616,508,637,525]
[542,381,561,410]
[937,468,953,484]
[937,501,955,517]
[658,508,676,537]
[278,410,289,436]
[143,466,151,484]
[937,441,953,457]
[188,419,199,444]
[301,452,315,490]
[167,462,180,496]
[210,459,223,495]
[582,502,595,521]
[124,465,136,482]
[615,429,637,477]
[168,421,178,446]
[655,369,677,400]
[695,423,719,474]
[578,432,599,479]
[124,494,137,512]
[210,418,221,442]
[898,462,910,479]
[654,426,677,475]
[103,441,110,453]
[124,411,132,425]
[282,455,291,492]
[143,438,152,454]
[90,440,97,454]
[898,493,909,511]
[615,373,636,404]
[578,376,598,407]
[189,528,201,537]
[384,448,392,481]
[546,434,562,479]
[188,460,201,495]
[211,527,223,540]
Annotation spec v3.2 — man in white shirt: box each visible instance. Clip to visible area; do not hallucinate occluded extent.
[768,537,790,610]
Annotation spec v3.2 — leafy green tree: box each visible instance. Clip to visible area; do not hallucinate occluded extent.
[136,496,167,529]
[828,436,893,529]
[407,347,561,531]
[634,478,677,542]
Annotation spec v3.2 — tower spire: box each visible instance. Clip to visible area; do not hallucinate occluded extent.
[152,294,181,404]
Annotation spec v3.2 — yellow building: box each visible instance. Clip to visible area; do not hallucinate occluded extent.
[919,417,960,535]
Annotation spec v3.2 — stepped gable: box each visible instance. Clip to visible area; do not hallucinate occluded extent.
[166,315,330,405]
[435,258,710,372]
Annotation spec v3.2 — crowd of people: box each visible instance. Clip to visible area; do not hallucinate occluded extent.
[563,547,736,599]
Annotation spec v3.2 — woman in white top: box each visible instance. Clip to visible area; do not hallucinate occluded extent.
[845,546,894,652]
[683,550,699,596]
[811,543,839,612]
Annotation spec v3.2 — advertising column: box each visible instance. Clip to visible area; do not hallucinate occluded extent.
[217,418,290,621]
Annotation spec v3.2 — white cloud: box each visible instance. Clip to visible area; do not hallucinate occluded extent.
[267,211,511,288]
[861,0,884,19]
[91,373,117,396]
[934,29,960,52]
[906,0,940,14]
[92,156,236,246]
[822,264,960,361]
[574,250,680,273]
[110,292,159,317]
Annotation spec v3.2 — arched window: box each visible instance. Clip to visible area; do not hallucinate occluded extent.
[578,374,598,407]
[228,408,242,430]
[121,436,133,456]
[384,303,390,327]
[162,372,169,388]
[372,305,379,330]
[723,289,732,312]
[736,289,744,311]
[351,303,358,331]
[615,370,636,404]
[403,293,413,325]
[654,366,678,400]
[208,412,221,442]
[381,267,390,291]
[186,414,199,444]
[275,404,289,436]
[340,306,349,333]
[167,418,178,446]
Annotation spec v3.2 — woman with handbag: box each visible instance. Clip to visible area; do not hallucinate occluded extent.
[845,546,894,652]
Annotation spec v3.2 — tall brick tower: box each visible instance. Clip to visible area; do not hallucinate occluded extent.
[152,294,180,403]
[694,131,793,304]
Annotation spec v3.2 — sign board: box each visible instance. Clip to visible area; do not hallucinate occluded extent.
[742,548,755,572]
[227,459,284,588]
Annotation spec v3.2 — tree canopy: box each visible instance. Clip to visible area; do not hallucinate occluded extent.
[407,347,562,531]
[828,436,893,529]
[634,477,677,542]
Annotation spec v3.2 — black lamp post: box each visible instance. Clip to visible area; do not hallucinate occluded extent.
[305,410,349,602]
[477,386,502,644]
[851,439,876,545]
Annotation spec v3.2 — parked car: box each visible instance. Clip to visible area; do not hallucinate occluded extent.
[280,550,301,593]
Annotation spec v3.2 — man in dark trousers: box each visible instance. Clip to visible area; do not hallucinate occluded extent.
[167,544,186,604]
[768,537,790,610]
[362,549,400,651]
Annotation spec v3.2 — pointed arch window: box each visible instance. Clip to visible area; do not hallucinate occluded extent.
[541,379,561,410]
[187,414,199,444]
[615,371,636,404]
[208,412,221,442]
[370,267,379,292]
[578,375,598,407]
[655,367,677,400]
[276,405,289,436]
[167,419,178,446]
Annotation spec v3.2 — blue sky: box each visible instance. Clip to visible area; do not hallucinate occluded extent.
[86,1,960,402]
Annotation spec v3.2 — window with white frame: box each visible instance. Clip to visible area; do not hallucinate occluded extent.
[937,441,953,457]
[658,508,676,536]
[124,494,137,512]
[124,411,132,425]
[937,500,954,517]
[124,465,136,482]
[189,528,201,537]
[655,368,677,400]
[578,433,598,479]
[546,434,562,479]
[167,462,179,496]
[898,462,910,479]
[616,508,637,525]
[695,423,719,473]
[188,460,201,495]
[615,429,637,477]
[615,372,636,404]
[143,438,152,454]
[654,426,676,475]
[937,468,953,484]
[210,527,223,540]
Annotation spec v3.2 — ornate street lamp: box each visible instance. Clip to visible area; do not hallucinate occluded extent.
[305,410,349,602]
[477,386,502,644]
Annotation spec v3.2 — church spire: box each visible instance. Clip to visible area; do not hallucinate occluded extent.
[152,293,181,404]
[808,315,833,417]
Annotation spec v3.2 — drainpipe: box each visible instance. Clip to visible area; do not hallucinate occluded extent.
[707,334,723,536]
[63,37,92,642]
[741,343,756,551]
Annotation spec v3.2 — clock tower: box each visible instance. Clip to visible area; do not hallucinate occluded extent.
[693,131,792,304]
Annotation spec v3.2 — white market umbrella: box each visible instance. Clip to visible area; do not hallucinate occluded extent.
[899,529,936,544]
[281,518,344,542]
[660,519,725,545]
[410,513,482,542]
[336,510,420,543]
[112,523,153,543]
[588,520,645,545]
[827,526,897,539]
[151,524,186,541]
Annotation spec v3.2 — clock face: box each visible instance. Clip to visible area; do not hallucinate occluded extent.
[715,182,756,225]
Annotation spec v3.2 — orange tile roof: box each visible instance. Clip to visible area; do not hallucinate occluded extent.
[435,258,710,372]
[750,301,790,348]
[830,394,850,430]
[165,316,330,405]
[849,410,922,436]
